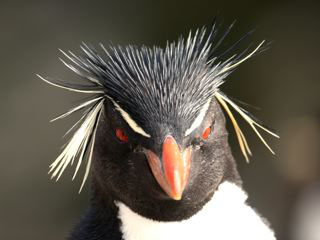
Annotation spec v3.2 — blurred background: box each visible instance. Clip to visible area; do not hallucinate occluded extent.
[1,1,319,239]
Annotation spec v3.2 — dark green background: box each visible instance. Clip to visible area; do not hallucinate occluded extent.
[1,1,319,240]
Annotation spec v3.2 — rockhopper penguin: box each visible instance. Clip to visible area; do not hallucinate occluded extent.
[39,21,279,240]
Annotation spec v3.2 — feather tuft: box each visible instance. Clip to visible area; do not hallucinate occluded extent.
[48,100,104,191]
[215,91,279,160]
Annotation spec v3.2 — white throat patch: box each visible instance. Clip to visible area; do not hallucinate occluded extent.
[116,181,276,240]
[110,98,151,138]
[185,99,211,136]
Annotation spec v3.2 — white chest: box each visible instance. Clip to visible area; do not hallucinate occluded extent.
[116,181,276,240]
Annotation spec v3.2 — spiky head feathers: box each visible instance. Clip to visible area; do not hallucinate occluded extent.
[39,23,278,191]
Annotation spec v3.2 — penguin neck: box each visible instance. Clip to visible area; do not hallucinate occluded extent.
[71,153,242,240]
[116,181,249,240]
[89,148,242,222]
[69,183,123,240]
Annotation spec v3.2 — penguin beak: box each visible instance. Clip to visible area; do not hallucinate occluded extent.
[144,135,191,200]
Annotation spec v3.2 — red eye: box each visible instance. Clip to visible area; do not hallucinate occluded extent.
[202,127,211,140]
[116,128,129,143]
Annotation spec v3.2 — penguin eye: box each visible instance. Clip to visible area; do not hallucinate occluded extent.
[202,127,211,140]
[116,128,129,143]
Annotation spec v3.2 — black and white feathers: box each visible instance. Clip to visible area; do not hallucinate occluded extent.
[38,22,279,191]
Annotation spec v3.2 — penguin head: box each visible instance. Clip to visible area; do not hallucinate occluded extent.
[40,22,278,220]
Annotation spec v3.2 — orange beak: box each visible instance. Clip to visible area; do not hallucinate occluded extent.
[145,135,191,200]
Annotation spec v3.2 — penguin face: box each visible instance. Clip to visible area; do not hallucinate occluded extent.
[92,97,230,220]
